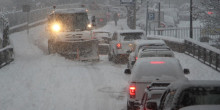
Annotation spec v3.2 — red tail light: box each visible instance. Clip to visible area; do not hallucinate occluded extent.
[99,18,103,22]
[129,86,136,98]
[135,57,138,60]
[150,61,165,64]
[116,43,122,49]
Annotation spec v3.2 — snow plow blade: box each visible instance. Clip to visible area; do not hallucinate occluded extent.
[56,39,99,61]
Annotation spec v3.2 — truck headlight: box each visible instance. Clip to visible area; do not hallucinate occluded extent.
[52,23,61,32]
[87,24,92,28]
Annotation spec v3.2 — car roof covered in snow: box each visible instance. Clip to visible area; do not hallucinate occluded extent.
[133,40,166,47]
[140,45,171,51]
[133,40,168,55]
[116,30,144,34]
[51,8,87,14]
[131,57,187,82]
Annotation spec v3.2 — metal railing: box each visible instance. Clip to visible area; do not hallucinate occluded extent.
[185,39,220,72]
[150,27,220,42]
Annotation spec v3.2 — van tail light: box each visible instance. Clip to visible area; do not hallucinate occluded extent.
[129,85,136,98]
[135,57,138,61]
[116,43,122,49]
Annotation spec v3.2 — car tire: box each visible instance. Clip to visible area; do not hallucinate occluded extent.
[8,49,14,61]
[48,40,56,54]
[113,55,119,64]
[127,101,132,110]
[108,52,112,61]
[127,62,130,69]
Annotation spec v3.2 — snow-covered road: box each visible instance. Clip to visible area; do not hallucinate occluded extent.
[0,20,220,110]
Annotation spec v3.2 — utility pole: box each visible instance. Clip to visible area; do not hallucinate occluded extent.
[169,0,170,8]
[158,2,161,35]
[190,0,193,38]
[146,1,149,35]
[133,0,137,29]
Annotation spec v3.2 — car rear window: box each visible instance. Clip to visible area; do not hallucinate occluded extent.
[121,33,142,41]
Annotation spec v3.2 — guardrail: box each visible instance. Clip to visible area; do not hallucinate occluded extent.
[148,35,220,72]
[185,39,220,72]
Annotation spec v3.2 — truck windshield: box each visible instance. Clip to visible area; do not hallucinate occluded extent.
[53,13,88,31]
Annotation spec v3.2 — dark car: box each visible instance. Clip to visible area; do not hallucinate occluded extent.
[146,80,220,110]
[139,82,170,110]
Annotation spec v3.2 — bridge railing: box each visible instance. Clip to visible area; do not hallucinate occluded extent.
[185,39,220,72]
[150,27,220,43]
[148,35,220,72]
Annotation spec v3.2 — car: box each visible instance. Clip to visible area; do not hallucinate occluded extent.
[108,30,144,63]
[146,80,220,110]
[124,57,189,110]
[91,30,111,54]
[127,40,168,69]
[139,82,170,110]
[137,47,174,58]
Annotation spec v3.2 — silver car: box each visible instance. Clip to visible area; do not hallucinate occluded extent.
[108,30,144,63]
[127,40,167,69]
[124,57,189,110]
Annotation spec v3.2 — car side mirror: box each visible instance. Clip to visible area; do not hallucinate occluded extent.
[146,102,157,110]
[124,69,131,74]
[131,61,136,65]
[184,68,190,74]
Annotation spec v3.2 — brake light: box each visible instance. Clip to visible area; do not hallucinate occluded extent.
[116,43,121,49]
[150,61,165,64]
[129,86,136,98]
[135,57,138,60]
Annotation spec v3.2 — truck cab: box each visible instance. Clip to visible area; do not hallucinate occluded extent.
[47,8,99,61]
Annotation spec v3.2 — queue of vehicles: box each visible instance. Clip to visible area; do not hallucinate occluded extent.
[97,25,220,110]
[2,5,219,110]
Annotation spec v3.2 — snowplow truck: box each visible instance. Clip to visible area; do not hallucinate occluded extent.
[0,13,14,68]
[47,8,99,61]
